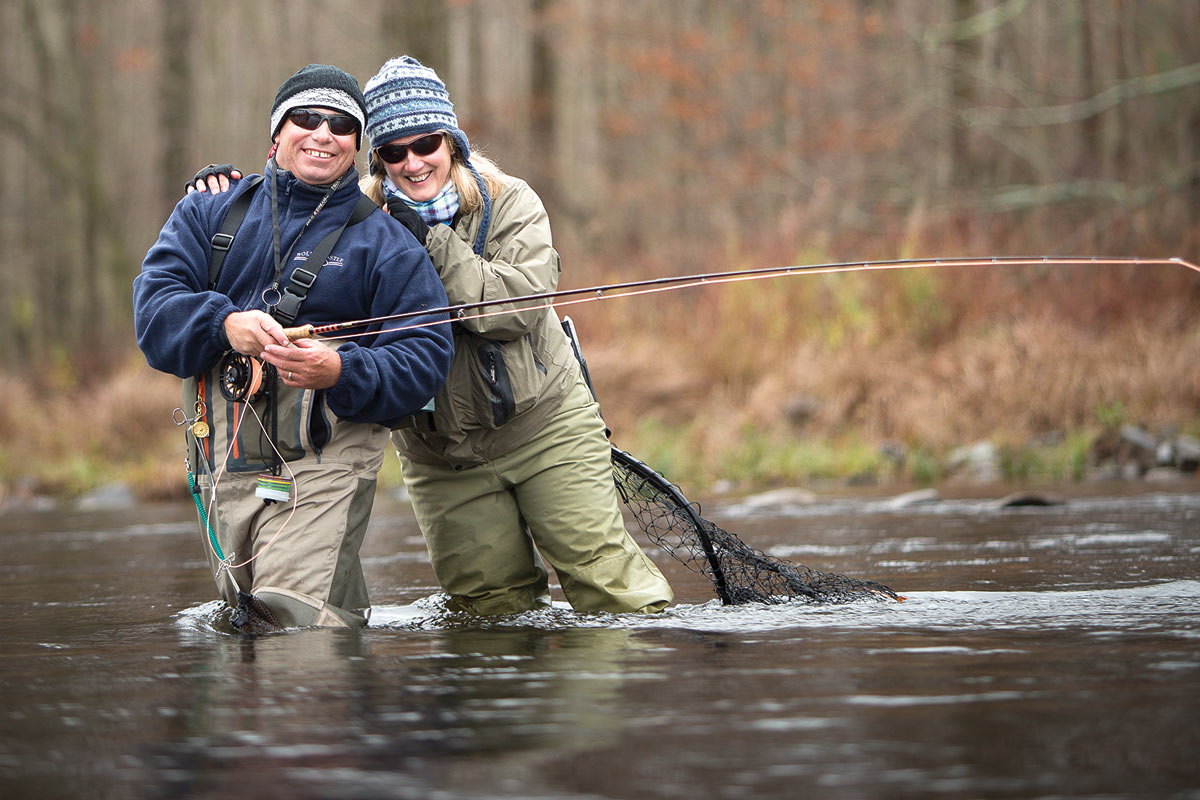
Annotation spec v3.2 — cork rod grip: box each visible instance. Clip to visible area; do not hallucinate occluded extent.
[283,325,315,342]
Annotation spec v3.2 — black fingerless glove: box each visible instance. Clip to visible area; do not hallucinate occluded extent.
[186,163,237,194]
[388,201,430,245]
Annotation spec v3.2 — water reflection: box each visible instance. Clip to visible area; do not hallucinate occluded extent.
[148,616,660,798]
[1,484,1198,798]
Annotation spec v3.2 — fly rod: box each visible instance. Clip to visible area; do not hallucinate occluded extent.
[283,255,1199,342]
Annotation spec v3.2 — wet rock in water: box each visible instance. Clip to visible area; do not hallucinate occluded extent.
[878,488,940,510]
[1173,435,1200,472]
[721,486,819,516]
[1144,467,1189,483]
[736,487,818,510]
[990,491,1066,508]
[74,483,137,510]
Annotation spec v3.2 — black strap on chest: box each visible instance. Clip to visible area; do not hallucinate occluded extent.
[273,193,377,325]
[207,175,264,290]
[207,180,378,323]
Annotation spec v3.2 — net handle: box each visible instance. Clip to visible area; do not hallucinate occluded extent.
[611,446,734,605]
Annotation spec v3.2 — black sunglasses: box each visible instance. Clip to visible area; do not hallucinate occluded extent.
[375,133,445,164]
[287,109,359,137]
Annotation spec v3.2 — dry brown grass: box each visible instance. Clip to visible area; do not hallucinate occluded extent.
[0,355,182,502]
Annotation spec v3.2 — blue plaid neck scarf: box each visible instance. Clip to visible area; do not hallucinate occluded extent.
[384,177,459,227]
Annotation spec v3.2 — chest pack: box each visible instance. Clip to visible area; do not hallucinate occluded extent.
[207,176,378,324]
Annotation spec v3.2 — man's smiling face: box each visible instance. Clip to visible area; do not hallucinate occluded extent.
[273,107,358,186]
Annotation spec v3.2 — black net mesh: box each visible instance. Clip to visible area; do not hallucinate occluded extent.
[230,590,284,633]
[612,446,900,605]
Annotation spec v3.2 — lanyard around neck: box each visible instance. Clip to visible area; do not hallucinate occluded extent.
[264,161,345,310]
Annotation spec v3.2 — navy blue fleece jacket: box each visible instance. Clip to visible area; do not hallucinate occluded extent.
[133,162,452,426]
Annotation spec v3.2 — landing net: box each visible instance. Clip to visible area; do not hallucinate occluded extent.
[611,446,900,604]
[229,590,283,633]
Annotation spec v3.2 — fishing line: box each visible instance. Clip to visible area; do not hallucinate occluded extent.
[221,400,298,571]
[181,389,299,579]
[177,400,226,563]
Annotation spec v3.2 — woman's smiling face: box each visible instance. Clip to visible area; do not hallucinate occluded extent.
[379,132,452,202]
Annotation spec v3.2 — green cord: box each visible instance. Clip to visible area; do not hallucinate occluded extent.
[188,471,225,562]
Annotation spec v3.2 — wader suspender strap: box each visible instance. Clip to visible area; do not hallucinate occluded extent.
[206,182,377,323]
[208,175,265,289]
[273,194,377,325]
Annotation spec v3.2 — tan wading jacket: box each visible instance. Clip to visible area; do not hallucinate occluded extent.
[393,177,580,467]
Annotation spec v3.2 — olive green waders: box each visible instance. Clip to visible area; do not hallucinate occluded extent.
[398,378,674,615]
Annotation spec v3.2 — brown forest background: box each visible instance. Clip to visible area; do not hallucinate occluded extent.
[1,0,1198,499]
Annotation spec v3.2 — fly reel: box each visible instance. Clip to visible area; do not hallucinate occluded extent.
[218,352,266,403]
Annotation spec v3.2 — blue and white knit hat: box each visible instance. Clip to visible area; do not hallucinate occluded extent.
[270,64,367,149]
[364,56,492,254]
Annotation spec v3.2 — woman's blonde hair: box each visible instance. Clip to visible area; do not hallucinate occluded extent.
[361,132,507,212]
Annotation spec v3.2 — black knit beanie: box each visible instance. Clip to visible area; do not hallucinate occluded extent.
[269,64,367,149]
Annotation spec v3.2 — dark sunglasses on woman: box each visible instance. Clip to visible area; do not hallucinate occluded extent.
[375,133,444,164]
[287,109,360,137]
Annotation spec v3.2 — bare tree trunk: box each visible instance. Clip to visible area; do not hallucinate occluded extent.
[446,2,474,125]
[22,0,129,370]
[551,0,601,235]
[478,0,535,165]
[949,0,978,202]
[160,0,192,210]
[527,0,556,193]
[380,0,448,80]
[25,0,82,360]
[0,2,36,363]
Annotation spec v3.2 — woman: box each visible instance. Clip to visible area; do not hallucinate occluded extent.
[361,57,672,614]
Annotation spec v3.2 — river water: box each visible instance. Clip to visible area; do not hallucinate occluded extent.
[2,477,1198,799]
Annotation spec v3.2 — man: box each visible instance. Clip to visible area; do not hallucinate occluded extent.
[133,64,453,629]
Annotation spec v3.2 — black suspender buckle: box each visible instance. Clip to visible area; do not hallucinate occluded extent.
[210,232,235,251]
[289,267,318,291]
[274,292,301,325]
